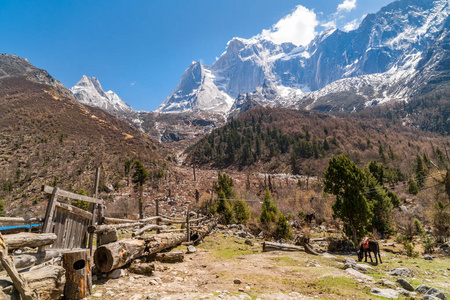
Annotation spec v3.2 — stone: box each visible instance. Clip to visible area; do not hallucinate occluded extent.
[396,287,410,296]
[234,279,242,284]
[344,257,357,269]
[378,279,397,289]
[187,245,197,253]
[109,268,129,279]
[245,239,253,246]
[388,268,412,277]
[345,268,375,282]
[416,284,433,294]
[370,288,399,299]
[92,292,103,297]
[322,253,337,259]
[423,254,434,260]
[396,278,414,291]
[238,288,245,292]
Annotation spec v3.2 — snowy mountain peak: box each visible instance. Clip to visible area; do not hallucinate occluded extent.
[71,76,133,113]
[156,61,233,114]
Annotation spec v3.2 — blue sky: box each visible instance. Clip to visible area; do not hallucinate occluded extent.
[0,0,393,111]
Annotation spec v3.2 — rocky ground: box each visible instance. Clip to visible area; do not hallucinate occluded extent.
[86,226,450,300]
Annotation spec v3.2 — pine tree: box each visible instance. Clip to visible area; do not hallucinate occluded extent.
[260,189,279,224]
[275,214,292,240]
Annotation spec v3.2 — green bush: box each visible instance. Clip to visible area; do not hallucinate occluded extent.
[0,200,4,217]
[233,199,250,224]
[404,242,418,258]
[275,214,292,240]
[73,189,90,211]
[423,236,435,254]
[260,190,279,224]
[413,218,424,235]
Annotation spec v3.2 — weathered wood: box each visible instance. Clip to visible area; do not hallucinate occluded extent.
[42,185,104,205]
[55,202,93,220]
[186,209,190,243]
[101,217,136,224]
[190,217,218,244]
[3,232,57,250]
[93,239,146,273]
[304,242,319,256]
[161,229,186,233]
[155,252,184,263]
[0,265,65,300]
[63,249,91,299]
[0,217,44,224]
[88,222,141,234]
[141,233,187,255]
[132,225,165,237]
[262,242,304,252]
[0,232,38,300]
[129,262,154,275]
[41,187,59,235]
[97,228,118,246]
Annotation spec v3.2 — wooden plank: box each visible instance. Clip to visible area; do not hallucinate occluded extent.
[55,202,93,220]
[42,185,104,205]
[88,222,140,234]
[88,167,101,255]
[3,233,57,250]
[101,217,137,224]
[41,188,59,234]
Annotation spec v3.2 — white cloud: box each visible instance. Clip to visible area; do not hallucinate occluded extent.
[321,20,337,30]
[259,5,319,46]
[130,81,136,86]
[337,0,357,13]
[343,19,360,32]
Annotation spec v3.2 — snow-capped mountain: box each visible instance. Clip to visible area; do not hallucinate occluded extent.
[71,75,133,113]
[158,0,449,114]
[156,61,234,113]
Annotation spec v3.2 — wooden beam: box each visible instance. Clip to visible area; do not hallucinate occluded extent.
[0,217,44,224]
[132,225,165,237]
[55,202,93,220]
[42,185,104,205]
[88,222,141,234]
[4,233,57,250]
[101,217,137,224]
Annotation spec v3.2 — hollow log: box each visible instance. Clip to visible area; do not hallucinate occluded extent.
[129,262,154,275]
[262,242,304,252]
[0,266,65,300]
[155,252,184,263]
[63,249,91,299]
[3,233,57,250]
[94,239,146,273]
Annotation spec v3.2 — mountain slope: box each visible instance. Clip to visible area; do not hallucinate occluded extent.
[0,71,167,217]
[185,107,450,175]
[0,53,72,96]
[159,0,449,114]
[71,75,133,114]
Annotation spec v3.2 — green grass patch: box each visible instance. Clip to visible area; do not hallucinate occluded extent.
[270,256,301,266]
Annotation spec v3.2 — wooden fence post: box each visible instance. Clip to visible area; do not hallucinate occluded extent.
[156,198,160,234]
[88,167,101,255]
[186,207,190,243]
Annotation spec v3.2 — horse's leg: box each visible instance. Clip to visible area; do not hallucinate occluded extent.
[368,251,373,263]
[364,250,367,262]
[378,250,382,264]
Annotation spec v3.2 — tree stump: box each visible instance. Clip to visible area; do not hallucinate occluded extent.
[63,249,91,300]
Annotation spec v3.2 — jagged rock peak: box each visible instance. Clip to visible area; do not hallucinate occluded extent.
[71,75,133,113]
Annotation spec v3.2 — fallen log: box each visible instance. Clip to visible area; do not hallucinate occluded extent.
[190,217,218,244]
[0,217,44,224]
[0,249,75,271]
[140,233,187,255]
[303,242,319,256]
[94,239,146,273]
[132,225,165,237]
[3,232,57,250]
[155,252,184,263]
[88,222,141,234]
[262,242,304,252]
[97,228,118,246]
[0,266,65,300]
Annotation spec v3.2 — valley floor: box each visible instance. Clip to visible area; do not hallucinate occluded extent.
[87,231,450,300]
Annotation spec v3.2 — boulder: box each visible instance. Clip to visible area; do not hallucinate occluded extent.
[396,278,414,291]
[345,268,374,282]
[187,245,196,253]
[416,285,448,300]
[370,288,399,299]
[378,279,397,289]
[327,238,354,253]
[388,268,412,277]
[423,254,434,260]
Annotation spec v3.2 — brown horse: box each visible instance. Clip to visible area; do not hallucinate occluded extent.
[357,238,382,264]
